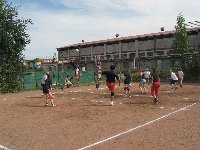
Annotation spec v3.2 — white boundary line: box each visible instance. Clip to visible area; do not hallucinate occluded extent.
[0,145,11,150]
[78,102,199,150]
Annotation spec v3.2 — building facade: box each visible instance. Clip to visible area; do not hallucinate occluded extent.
[57,28,200,71]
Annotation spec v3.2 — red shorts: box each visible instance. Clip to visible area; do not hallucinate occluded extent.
[106,82,116,92]
[179,77,183,80]
[46,95,53,99]
[74,75,80,80]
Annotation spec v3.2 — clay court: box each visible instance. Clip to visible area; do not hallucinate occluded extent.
[0,82,200,150]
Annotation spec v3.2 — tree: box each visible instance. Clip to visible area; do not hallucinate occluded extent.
[188,52,200,80]
[173,13,200,80]
[0,0,32,93]
[173,13,190,54]
[173,13,190,71]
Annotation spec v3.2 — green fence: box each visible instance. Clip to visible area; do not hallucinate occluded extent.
[22,70,96,90]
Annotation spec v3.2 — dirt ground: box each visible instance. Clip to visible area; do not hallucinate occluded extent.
[0,82,200,150]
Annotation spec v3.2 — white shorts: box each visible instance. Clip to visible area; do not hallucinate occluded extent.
[95,74,101,80]
[124,84,131,88]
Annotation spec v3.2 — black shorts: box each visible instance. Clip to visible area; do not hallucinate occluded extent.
[41,84,49,94]
[170,80,177,85]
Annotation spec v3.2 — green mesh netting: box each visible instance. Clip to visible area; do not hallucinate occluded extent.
[22,70,95,90]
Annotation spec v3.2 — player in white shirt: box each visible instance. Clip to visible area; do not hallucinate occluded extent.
[144,69,151,87]
[177,70,184,88]
[75,67,80,86]
[170,69,178,90]
[41,72,49,90]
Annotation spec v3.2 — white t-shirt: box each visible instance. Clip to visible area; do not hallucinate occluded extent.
[95,70,102,79]
[171,72,178,80]
[75,68,80,76]
[82,67,85,72]
[178,71,184,78]
[41,74,47,84]
[144,71,151,78]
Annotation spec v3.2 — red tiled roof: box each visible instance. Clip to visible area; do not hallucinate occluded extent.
[57,27,200,50]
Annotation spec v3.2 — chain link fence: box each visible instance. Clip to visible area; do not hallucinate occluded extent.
[21,70,96,90]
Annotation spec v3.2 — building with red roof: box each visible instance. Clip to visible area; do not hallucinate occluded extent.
[57,27,200,71]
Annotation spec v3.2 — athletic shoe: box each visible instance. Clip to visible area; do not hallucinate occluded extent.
[45,103,48,107]
[110,101,114,106]
[154,98,159,104]
[51,104,56,107]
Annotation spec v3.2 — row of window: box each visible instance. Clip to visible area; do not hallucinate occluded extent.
[60,50,170,61]
[141,59,179,69]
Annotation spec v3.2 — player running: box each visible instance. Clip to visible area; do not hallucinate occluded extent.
[102,65,120,106]
[123,69,132,97]
[151,68,161,104]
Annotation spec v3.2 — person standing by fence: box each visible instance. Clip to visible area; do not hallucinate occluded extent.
[41,72,48,94]
[43,74,56,107]
[65,75,73,88]
[74,67,81,86]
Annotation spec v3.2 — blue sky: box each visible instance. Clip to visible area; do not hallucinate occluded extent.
[6,0,200,59]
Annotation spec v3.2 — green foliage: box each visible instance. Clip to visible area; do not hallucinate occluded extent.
[0,0,32,93]
[173,13,190,54]
[159,68,170,81]
[131,71,140,82]
[172,13,200,79]
[184,52,200,80]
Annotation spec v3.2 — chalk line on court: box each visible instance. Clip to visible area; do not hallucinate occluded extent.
[0,145,11,150]
[78,101,199,150]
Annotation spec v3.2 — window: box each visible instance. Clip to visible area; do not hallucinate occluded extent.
[123,61,129,68]
[129,53,135,58]
[106,55,112,60]
[156,51,164,56]
[121,54,127,59]
[94,55,104,60]
[86,57,91,61]
[147,52,153,57]
[171,59,179,67]
[167,50,176,55]
[70,57,75,61]
[100,55,105,60]
[113,54,119,59]
[138,52,145,57]
[144,60,150,68]
[157,60,162,68]
[93,55,100,60]
[81,57,85,61]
